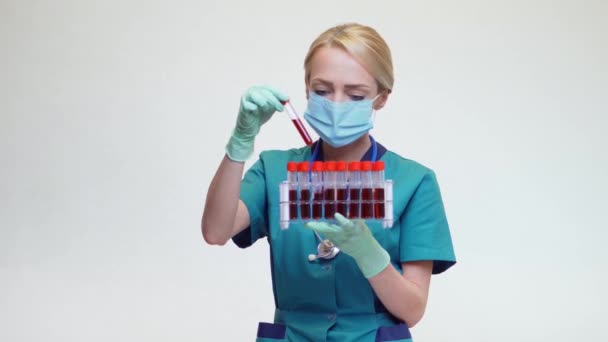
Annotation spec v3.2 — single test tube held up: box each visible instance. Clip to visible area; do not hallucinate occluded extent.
[281,100,313,146]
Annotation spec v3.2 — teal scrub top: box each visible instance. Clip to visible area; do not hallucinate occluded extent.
[233,141,456,342]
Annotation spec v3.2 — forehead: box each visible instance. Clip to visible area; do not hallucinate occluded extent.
[309,46,376,87]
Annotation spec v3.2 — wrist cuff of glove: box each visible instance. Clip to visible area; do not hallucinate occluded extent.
[356,244,391,279]
[225,131,254,162]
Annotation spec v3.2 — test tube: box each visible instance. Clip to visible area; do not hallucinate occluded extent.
[287,162,298,220]
[347,161,361,219]
[360,161,374,219]
[323,161,337,220]
[279,181,290,229]
[335,161,348,217]
[383,180,394,228]
[311,161,324,220]
[281,100,313,146]
[372,161,385,219]
[298,162,311,220]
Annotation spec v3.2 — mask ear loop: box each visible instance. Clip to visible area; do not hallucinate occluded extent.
[371,93,381,122]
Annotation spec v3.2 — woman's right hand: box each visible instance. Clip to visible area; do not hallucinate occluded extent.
[225,85,289,162]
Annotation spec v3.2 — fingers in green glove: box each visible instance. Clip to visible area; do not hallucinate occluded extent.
[248,86,287,112]
[249,90,275,113]
[304,221,341,235]
[263,85,290,103]
[226,85,289,162]
[240,97,259,113]
[258,87,285,112]
[334,213,356,228]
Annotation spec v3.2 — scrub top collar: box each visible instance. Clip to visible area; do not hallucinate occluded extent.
[309,135,386,163]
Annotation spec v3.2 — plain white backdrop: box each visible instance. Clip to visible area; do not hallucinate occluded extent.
[1,0,607,341]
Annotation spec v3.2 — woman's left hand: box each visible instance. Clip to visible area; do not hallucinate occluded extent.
[305,213,390,278]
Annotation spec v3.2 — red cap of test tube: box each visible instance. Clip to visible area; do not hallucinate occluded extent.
[312,161,323,172]
[297,161,309,172]
[361,161,373,171]
[336,161,347,171]
[372,161,385,171]
[348,161,361,171]
[325,161,337,171]
[287,162,297,172]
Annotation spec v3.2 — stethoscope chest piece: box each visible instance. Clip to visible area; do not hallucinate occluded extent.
[319,239,340,259]
[308,237,340,262]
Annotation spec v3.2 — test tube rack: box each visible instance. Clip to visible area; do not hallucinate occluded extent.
[279,161,394,230]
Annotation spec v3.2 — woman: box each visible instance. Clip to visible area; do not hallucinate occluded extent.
[202,23,456,341]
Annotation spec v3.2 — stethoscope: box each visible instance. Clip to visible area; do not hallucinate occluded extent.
[307,136,378,262]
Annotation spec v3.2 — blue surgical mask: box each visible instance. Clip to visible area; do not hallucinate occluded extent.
[303,92,378,148]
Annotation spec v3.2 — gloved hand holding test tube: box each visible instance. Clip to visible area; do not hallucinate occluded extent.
[281,100,313,146]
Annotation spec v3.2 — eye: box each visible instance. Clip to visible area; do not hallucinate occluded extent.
[314,89,329,96]
[349,95,365,101]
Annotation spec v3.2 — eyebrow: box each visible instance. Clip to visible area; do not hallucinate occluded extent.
[311,78,371,90]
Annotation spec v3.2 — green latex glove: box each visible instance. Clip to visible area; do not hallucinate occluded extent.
[305,213,390,278]
[225,85,289,162]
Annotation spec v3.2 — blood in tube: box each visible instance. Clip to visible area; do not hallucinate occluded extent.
[361,188,374,219]
[297,162,311,220]
[373,188,385,219]
[373,161,386,219]
[282,100,313,146]
[335,161,348,216]
[324,188,336,219]
[311,161,324,220]
[348,161,361,219]
[360,161,374,219]
[348,188,360,218]
[289,189,298,219]
[300,189,311,220]
[291,119,313,146]
[287,161,298,220]
[312,189,323,219]
[323,161,336,219]
[336,188,348,216]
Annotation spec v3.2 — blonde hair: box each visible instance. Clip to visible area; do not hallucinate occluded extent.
[304,23,394,93]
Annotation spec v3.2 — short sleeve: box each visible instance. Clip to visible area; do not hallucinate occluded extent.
[399,171,456,274]
[231,159,269,248]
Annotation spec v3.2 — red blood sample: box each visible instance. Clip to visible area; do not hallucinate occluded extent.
[324,188,336,219]
[312,189,323,219]
[335,161,348,216]
[348,189,360,218]
[348,161,361,219]
[336,188,348,216]
[361,188,374,219]
[288,189,298,219]
[360,161,374,219]
[311,161,324,220]
[373,161,386,219]
[373,188,385,218]
[291,119,313,146]
[287,161,298,220]
[323,161,336,219]
[297,162,311,220]
[300,189,311,219]
[281,100,313,146]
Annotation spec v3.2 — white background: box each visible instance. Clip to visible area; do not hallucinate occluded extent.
[1,0,607,341]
